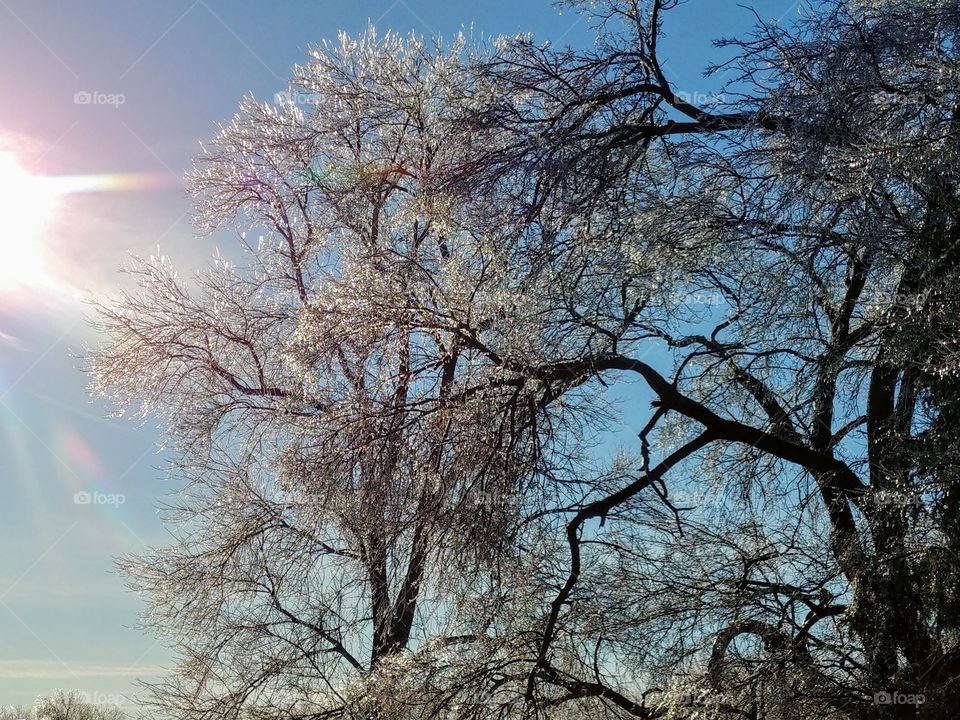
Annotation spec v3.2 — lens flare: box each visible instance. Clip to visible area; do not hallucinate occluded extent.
[0,151,170,296]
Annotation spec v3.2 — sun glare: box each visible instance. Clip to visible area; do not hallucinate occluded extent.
[0,151,169,296]
[0,152,59,292]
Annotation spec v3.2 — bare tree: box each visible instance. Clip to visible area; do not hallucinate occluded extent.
[443,0,960,716]
[9,691,126,720]
[92,2,960,719]
[93,28,543,720]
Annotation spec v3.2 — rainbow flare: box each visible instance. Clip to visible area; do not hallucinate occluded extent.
[46,171,173,195]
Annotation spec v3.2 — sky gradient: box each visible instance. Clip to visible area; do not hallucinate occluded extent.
[0,0,800,705]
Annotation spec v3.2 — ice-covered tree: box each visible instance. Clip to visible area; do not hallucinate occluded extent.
[92,2,960,718]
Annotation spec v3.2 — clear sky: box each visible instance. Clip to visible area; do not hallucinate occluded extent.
[0,0,801,706]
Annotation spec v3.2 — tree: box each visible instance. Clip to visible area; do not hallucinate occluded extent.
[2,691,125,720]
[94,28,535,718]
[0,704,33,720]
[92,2,960,719]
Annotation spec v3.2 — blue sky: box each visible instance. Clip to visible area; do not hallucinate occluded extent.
[0,0,801,706]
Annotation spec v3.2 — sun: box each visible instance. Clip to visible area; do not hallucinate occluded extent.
[0,150,169,296]
[0,152,60,292]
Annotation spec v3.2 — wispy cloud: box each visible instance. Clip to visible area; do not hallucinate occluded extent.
[0,329,26,351]
[0,660,164,679]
